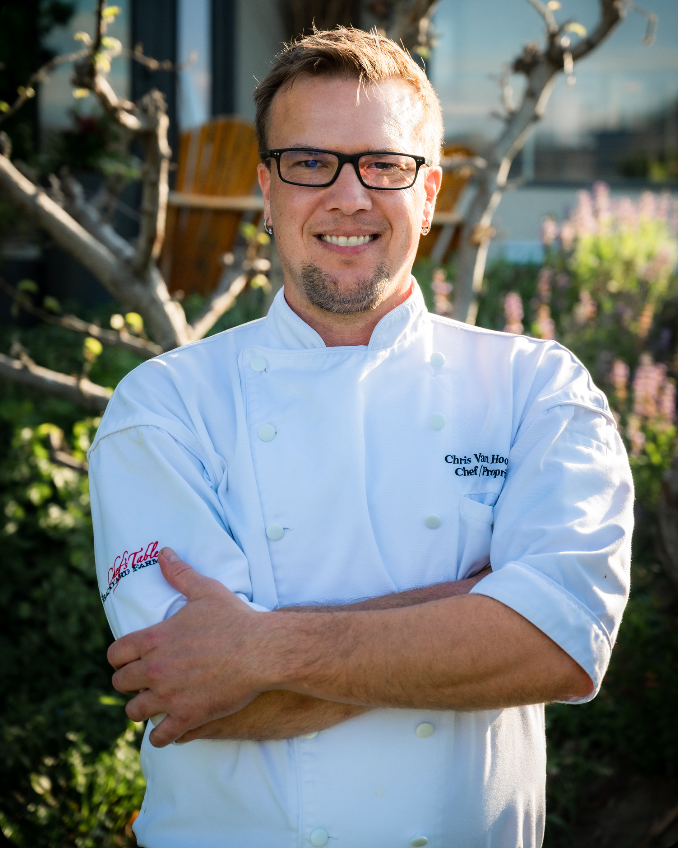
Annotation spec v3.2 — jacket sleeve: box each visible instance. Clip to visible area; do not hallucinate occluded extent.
[469,403,633,702]
[89,424,269,641]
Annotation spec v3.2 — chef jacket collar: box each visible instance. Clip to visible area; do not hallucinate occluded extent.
[265,277,429,352]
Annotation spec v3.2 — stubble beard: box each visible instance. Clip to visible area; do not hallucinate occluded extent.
[297,261,391,315]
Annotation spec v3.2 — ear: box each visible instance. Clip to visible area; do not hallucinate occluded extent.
[258,162,272,221]
[423,164,443,228]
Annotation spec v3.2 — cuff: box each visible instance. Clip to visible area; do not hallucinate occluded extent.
[236,593,270,613]
[469,561,610,703]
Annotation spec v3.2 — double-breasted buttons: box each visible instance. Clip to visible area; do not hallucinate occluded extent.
[424,514,441,529]
[250,356,268,372]
[415,722,434,738]
[430,351,445,369]
[266,523,285,541]
[429,413,446,430]
[258,424,276,442]
[310,828,329,846]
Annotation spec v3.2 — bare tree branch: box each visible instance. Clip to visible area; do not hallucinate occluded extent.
[526,0,559,35]
[0,352,111,412]
[130,91,171,275]
[453,0,630,324]
[0,50,88,129]
[0,153,189,350]
[0,277,161,359]
[47,430,89,473]
[58,171,136,264]
[623,0,657,44]
[189,272,250,342]
[377,0,441,56]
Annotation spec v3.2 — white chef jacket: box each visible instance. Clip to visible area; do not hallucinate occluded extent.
[88,281,633,848]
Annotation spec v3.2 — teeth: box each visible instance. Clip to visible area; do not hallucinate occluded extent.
[321,235,373,246]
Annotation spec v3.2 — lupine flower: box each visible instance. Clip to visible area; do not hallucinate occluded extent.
[626,414,646,457]
[610,359,630,400]
[637,303,654,340]
[536,268,552,301]
[559,221,575,251]
[504,292,524,334]
[632,354,671,421]
[432,268,453,316]
[659,380,676,423]
[535,304,556,340]
[573,290,597,324]
[541,217,559,247]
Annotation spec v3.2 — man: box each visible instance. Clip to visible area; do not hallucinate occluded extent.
[90,28,633,848]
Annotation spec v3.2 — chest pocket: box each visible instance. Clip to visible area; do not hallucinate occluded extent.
[457,495,494,578]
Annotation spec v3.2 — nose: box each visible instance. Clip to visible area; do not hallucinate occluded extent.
[323,162,373,216]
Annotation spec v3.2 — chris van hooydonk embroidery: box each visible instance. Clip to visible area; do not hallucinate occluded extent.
[101,541,159,604]
[445,452,508,478]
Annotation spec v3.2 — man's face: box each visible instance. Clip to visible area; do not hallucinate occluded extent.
[258,75,441,318]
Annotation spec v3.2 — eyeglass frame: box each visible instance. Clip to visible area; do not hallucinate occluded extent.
[264,148,433,191]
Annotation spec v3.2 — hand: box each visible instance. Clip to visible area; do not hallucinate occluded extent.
[174,690,369,743]
[107,548,279,748]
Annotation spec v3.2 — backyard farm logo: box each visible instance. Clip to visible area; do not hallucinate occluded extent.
[101,541,159,604]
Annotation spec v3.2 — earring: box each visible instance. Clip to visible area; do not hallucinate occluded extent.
[264,217,274,235]
[421,221,431,236]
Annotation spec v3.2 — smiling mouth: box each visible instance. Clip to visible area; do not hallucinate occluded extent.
[319,234,378,246]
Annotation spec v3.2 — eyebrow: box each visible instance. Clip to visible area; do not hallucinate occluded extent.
[279,143,407,153]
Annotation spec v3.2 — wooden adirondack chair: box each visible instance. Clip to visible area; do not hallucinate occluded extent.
[161,116,264,297]
[418,144,476,264]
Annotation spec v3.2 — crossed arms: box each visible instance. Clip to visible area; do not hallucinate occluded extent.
[108,552,593,748]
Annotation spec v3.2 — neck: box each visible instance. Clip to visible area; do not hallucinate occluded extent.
[283,276,414,347]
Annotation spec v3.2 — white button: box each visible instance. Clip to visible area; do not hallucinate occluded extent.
[310,829,329,847]
[430,351,445,368]
[411,838,429,847]
[266,523,284,541]
[302,731,319,739]
[258,424,276,442]
[149,712,167,727]
[415,722,434,738]
[250,356,268,372]
[429,413,446,430]
[424,514,441,529]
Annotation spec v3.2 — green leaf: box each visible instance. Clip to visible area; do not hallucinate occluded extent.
[124,312,144,334]
[0,101,10,112]
[83,337,103,361]
[109,313,125,330]
[564,22,587,38]
[17,279,39,294]
[95,53,111,73]
[42,296,61,314]
[98,695,124,706]
[101,36,122,52]
[102,5,121,17]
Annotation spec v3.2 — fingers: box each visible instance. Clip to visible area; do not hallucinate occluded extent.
[158,547,222,602]
[112,657,154,694]
[108,630,144,671]
[149,713,197,748]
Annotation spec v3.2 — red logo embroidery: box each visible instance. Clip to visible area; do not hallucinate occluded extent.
[101,540,159,604]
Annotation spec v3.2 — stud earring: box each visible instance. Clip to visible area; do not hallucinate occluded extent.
[264,217,274,235]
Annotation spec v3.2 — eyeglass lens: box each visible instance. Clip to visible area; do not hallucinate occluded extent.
[278,151,419,189]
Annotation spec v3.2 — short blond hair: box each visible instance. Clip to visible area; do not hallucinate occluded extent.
[254,27,444,165]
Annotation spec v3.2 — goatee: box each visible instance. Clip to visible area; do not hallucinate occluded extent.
[297,262,391,315]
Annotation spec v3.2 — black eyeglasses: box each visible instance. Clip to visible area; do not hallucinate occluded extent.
[265,148,432,191]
